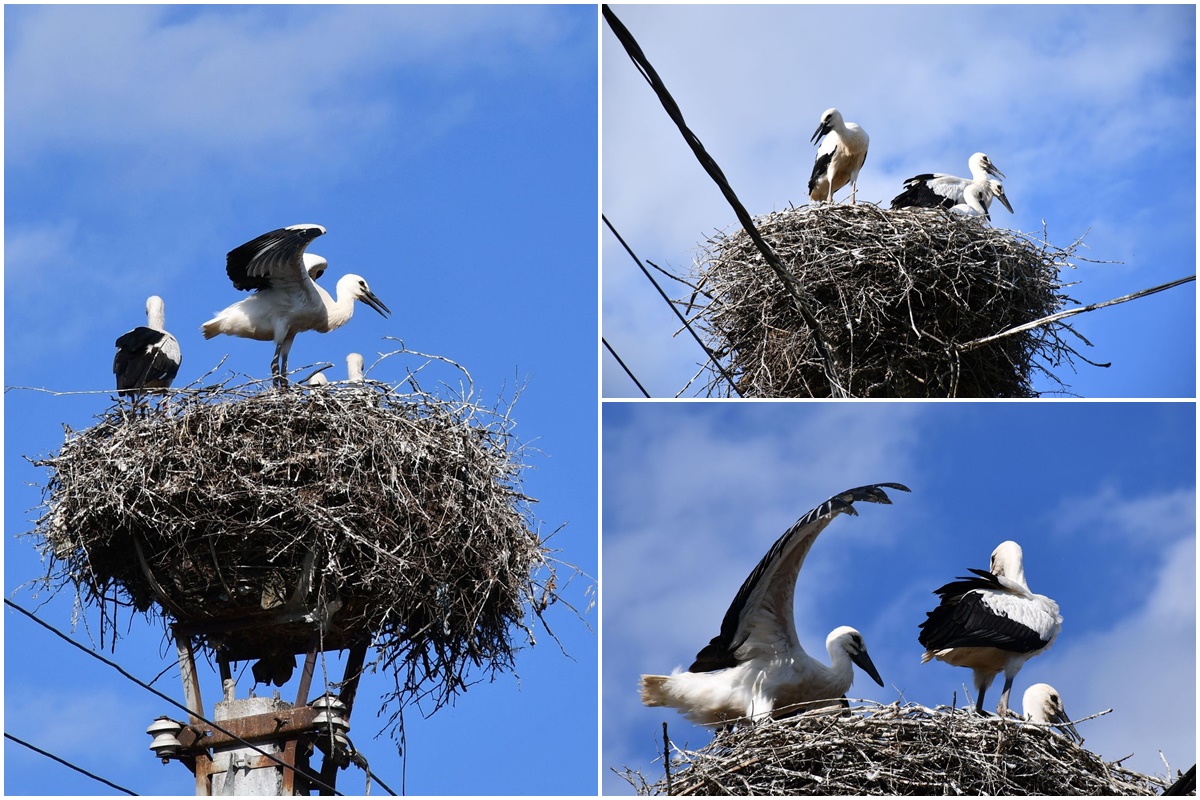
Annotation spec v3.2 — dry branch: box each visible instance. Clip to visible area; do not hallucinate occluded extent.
[691,204,1089,397]
[620,701,1178,796]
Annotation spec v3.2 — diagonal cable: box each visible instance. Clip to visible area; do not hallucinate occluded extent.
[603,5,845,397]
[604,215,741,396]
[5,731,140,795]
[4,599,351,796]
[602,337,651,397]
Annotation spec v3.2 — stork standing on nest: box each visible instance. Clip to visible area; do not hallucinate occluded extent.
[1022,682,1082,743]
[949,183,992,220]
[808,108,870,205]
[640,483,909,726]
[202,224,391,386]
[918,540,1061,716]
[114,295,182,399]
[890,152,1014,215]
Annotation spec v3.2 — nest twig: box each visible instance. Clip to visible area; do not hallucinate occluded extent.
[619,701,1177,796]
[22,352,572,738]
[689,204,1093,397]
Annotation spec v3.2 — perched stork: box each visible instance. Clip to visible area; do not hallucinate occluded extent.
[808,108,870,205]
[639,483,909,726]
[949,183,992,219]
[1022,683,1082,743]
[918,540,1061,716]
[890,153,1013,215]
[202,224,390,386]
[346,352,365,384]
[114,295,182,399]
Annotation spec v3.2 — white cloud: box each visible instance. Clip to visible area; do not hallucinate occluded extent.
[7,5,578,169]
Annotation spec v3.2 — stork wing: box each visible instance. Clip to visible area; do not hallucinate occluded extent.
[890,173,969,209]
[688,482,910,673]
[918,569,1053,653]
[114,328,181,393]
[225,224,326,292]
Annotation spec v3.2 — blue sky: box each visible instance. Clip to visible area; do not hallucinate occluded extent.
[5,5,597,795]
[603,402,1195,794]
[603,4,1196,398]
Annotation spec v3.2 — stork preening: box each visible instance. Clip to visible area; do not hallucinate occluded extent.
[202,224,390,386]
[639,483,909,726]
[1022,682,1082,743]
[918,540,1061,716]
[808,108,870,205]
[114,295,182,399]
[890,152,1014,216]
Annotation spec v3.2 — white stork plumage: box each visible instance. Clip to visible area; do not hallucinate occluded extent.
[114,295,182,399]
[1022,682,1082,743]
[808,108,870,205]
[918,540,1062,716]
[202,224,390,385]
[639,483,909,726]
[890,152,1014,215]
[346,352,365,384]
[949,183,992,219]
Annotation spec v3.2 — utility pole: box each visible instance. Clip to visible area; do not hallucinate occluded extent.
[146,613,367,796]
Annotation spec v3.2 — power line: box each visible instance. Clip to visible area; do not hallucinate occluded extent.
[603,215,741,396]
[4,598,353,796]
[602,337,651,397]
[5,731,139,796]
[603,5,846,397]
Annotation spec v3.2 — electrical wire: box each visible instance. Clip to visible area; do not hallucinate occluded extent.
[603,214,741,396]
[602,337,651,397]
[5,731,139,796]
[5,598,349,796]
[603,5,846,397]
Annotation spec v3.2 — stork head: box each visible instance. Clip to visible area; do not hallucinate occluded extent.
[1023,683,1082,743]
[811,107,843,144]
[827,626,884,688]
[989,180,1014,214]
[969,152,1006,181]
[989,540,1027,586]
[338,274,391,318]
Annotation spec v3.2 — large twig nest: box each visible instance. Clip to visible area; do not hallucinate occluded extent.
[621,702,1178,796]
[26,363,563,720]
[691,204,1091,397]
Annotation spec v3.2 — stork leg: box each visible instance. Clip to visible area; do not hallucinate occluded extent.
[996,674,1016,717]
[973,670,995,716]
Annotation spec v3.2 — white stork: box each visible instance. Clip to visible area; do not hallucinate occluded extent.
[1022,682,1082,743]
[639,483,909,726]
[949,183,992,219]
[202,224,390,386]
[346,352,365,384]
[114,295,182,399]
[918,540,1061,716]
[808,108,870,205]
[890,152,1013,215]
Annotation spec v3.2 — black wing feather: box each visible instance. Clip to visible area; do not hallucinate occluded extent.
[918,569,1047,653]
[225,225,324,292]
[688,482,910,673]
[808,149,835,195]
[890,175,955,210]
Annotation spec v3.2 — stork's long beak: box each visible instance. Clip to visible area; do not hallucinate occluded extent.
[985,162,1006,180]
[994,189,1014,214]
[1051,705,1083,744]
[362,290,391,318]
[851,646,885,688]
[811,120,831,145]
